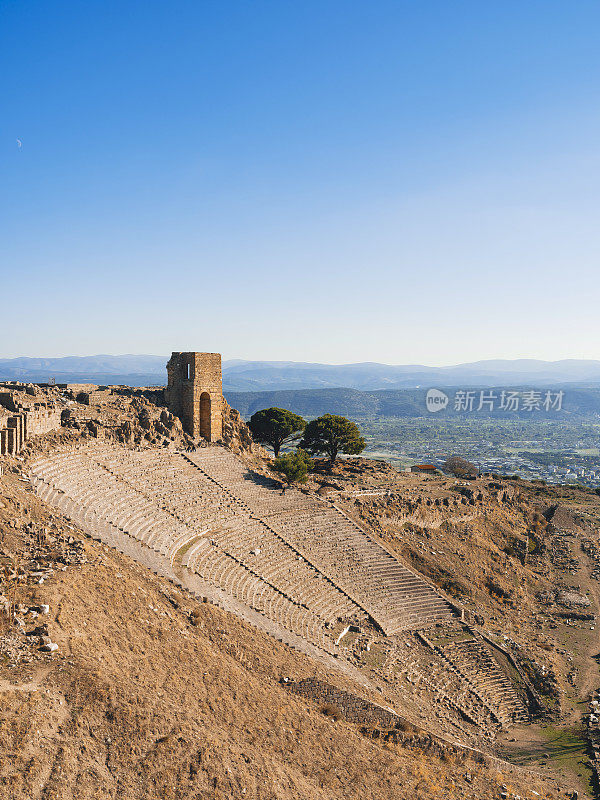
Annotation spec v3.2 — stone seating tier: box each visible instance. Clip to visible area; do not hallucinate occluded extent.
[29,443,455,652]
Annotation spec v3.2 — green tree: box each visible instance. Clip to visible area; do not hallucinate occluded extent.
[248,407,306,457]
[272,449,313,487]
[300,414,365,466]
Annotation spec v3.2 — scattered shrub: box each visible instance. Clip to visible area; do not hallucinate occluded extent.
[443,455,478,479]
[273,449,314,486]
[320,703,342,721]
[396,718,418,734]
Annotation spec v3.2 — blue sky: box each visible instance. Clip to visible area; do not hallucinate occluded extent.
[1,1,599,364]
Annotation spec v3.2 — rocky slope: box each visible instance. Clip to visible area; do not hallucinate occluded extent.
[0,388,594,798]
[0,468,565,800]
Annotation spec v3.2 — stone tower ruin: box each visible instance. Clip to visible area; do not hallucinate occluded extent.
[165,352,223,442]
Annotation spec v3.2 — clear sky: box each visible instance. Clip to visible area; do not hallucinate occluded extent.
[1,1,599,364]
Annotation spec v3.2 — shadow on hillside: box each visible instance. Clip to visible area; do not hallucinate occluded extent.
[240,468,283,491]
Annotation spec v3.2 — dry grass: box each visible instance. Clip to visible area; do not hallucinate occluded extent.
[0,523,564,800]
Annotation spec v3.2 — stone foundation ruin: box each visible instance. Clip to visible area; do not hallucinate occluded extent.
[0,388,61,455]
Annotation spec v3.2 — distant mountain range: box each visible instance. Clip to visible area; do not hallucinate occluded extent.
[221,358,600,391]
[225,386,600,419]
[0,355,167,387]
[1,355,600,391]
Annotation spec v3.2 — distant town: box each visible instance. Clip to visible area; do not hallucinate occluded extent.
[359,417,600,488]
[420,452,600,487]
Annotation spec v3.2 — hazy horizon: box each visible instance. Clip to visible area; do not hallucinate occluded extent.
[2,353,600,370]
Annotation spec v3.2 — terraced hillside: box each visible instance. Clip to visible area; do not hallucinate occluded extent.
[28,443,454,655]
[183,449,455,633]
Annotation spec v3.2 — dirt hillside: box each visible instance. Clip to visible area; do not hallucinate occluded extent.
[1,386,593,798]
[0,467,566,800]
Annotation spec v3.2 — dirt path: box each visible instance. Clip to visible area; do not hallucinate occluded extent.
[573,553,600,707]
[0,665,51,694]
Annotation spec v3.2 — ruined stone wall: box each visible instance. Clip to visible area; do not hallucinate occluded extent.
[285,678,402,728]
[26,407,62,436]
[0,396,62,456]
[64,383,99,393]
[78,389,112,405]
[0,391,20,412]
[165,352,223,442]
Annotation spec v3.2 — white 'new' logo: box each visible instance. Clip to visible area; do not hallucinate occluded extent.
[426,388,449,413]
